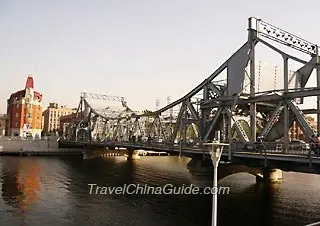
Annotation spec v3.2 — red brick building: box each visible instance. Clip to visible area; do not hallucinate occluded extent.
[0,114,9,136]
[290,116,317,141]
[59,112,77,135]
[7,75,43,138]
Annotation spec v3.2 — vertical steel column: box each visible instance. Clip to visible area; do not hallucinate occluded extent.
[179,112,184,156]
[200,84,209,140]
[222,113,226,142]
[183,112,187,146]
[227,109,232,161]
[248,18,256,141]
[316,46,320,135]
[283,56,289,152]
[80,96,84,113]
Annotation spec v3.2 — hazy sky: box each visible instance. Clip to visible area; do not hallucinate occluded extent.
[1,0,320,113]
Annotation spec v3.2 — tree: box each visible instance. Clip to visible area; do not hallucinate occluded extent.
[142,109,153,115]
[231,119,261,140]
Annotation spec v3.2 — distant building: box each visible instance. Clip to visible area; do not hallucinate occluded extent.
[42,103,76,134]
[41,115,44,131]
[59,112,81,137]
[0,114,9,136]
[289,115,317,141]
[7,75,43,138]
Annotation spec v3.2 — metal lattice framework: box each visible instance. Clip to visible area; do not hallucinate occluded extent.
[256,19,318,55]
[63,17,320,156]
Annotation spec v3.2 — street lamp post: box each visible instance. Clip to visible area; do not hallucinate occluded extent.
[203,141,229,226]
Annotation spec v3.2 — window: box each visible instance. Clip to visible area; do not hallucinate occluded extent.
[16,113,19,118]
[27,113,32,118]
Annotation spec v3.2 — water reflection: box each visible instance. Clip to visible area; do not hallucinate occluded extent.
[0,156,319,226]
[256,183,280,226]
[1,157,42,213]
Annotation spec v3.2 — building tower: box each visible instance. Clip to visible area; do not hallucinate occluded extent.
[7,75,43,138]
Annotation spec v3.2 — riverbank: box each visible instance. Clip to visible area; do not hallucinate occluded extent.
[0,136,83,156]
[0,147,83,156]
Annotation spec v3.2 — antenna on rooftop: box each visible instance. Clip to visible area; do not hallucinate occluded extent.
[274,65,278,90]
[258,61,262,92]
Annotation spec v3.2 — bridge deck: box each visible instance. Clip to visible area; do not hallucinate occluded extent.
[59,140,320,167]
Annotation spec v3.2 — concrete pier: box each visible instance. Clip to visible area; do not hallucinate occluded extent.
[187,157,214,187]
[127,149,140,160]
[82,150,108,159]
[187,157,283,187]
[256,168,283,183]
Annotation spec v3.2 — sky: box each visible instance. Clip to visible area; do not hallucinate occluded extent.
[1,0,320,113]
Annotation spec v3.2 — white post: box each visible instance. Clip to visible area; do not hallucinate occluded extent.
[211,146,220,226]
[203,142,229,226]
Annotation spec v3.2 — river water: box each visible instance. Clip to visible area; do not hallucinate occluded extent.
[0,155,319,226]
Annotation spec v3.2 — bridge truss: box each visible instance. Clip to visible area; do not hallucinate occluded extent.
[63,17,320,156]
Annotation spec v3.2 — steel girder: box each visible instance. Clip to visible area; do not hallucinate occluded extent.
[64,17,320,151]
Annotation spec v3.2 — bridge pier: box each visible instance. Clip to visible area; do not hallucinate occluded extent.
[187,157,213,187]
[187,156,283,186]
[127,149,140,160]
[82,150,107,159]
[256,167,283,184]
[83,152,89,160]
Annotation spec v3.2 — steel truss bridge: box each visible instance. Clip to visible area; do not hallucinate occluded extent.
[60,17,320,172]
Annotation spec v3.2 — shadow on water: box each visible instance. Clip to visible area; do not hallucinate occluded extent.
[59,156,138,188]
[1,167,23,209]
[218,179,281,226]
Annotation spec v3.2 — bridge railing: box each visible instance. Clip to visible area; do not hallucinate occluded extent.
[60,137,319,158]
[232,140,317,156]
